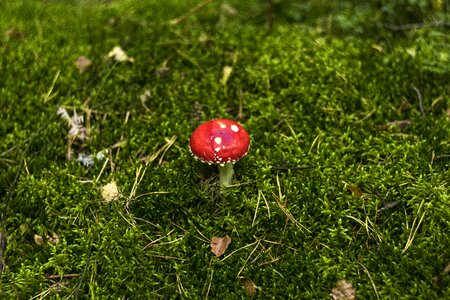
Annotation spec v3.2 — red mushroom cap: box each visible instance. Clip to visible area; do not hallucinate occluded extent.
[189,119,250,165]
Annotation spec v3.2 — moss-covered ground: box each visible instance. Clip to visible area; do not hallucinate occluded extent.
[1,0,449,298]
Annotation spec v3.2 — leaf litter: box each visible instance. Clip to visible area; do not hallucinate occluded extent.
[210,235,231,257]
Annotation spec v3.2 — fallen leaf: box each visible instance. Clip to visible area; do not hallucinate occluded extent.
[75,55,92,73]
[46,232,60,245]
[221,3,238,16]
[443,263,450,275]
[331,279,356,300]
[342,181,364,197]
[240,277,257,297]
[107,46,134,63]
[221,66,233,86]
[210,235,231,257]
[4,27,24,39]
[34,234,45,246]
[371,44,384,52]
[101,180,119,203]
[406,47,416,57]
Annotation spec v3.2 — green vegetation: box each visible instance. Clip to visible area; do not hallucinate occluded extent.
[1,0,449,298]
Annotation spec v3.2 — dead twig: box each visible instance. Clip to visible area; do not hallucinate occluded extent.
[46,274,80,279]
[382,20,449,31]
[272,164,317,171]
[169,0,214,25]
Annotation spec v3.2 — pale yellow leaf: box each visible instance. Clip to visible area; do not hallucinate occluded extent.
[221,66,233,86]
[108,46,135,62]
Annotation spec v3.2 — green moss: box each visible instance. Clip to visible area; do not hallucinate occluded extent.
[1,0,449,298]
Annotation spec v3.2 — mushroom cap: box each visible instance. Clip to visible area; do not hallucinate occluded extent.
[189,119,250,164]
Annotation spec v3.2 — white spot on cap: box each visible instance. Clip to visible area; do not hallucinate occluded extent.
[219,123,227,129]
[214,137,222,145]
[231,124,239,132]
[214,147,221,152]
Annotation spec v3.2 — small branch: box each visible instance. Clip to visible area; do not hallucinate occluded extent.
[383,20,449,32]
[272,164,317,171]
[169,0,214,25]
[377,201,400,212]
[46,274,80,279]
[434,154,450,162]
[267,0,275,30]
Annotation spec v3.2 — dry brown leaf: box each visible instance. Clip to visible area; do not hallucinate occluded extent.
[75,56,92,73]
[331,279,356,300]
[342,181,364,197]
[101,180,120,203]
[210,235,231,257]
[46,232,60,245]
[240,277,257,297]
[4,27,24,39]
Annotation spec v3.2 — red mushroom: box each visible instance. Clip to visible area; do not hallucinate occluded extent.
[189,119,250,187]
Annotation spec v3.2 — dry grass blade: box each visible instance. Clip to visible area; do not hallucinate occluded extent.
[205,268,213,299]
[357,260,380,300]
[273,192,310,233]
[346,214,383,243]
[252,191,261,227]
[237,240,260,277]
[140,135,177,165]
[126,165,148,211]
[402,200,428,253]
[221,240,258,261]
[43,69,60,103]
[142,229,186,250]
[169,0,213,25]
[273,174,310,232]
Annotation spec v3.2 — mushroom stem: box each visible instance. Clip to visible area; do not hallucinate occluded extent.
[218,163,234,188]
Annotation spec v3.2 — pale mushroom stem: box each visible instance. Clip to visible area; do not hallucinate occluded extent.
[218,163,234,188]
